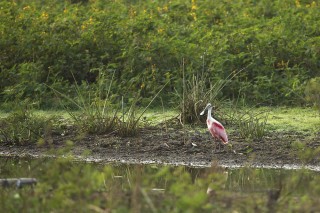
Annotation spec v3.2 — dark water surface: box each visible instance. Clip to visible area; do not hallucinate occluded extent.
[0,156,319,212]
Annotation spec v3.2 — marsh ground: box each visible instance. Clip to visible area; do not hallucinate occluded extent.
[0,107,319,168]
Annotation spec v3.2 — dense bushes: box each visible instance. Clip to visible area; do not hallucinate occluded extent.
[305,77,320,111]
[0,0,319,107]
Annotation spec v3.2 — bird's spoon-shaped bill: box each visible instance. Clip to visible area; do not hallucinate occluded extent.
[200,103,211,115]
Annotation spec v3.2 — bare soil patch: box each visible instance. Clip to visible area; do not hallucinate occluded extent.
[0,122,319,168]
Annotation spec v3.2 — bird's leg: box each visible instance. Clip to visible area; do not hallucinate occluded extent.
[213,142,217,152]
[222,143,226,152]
[213,141,221,153]
[216,142,226,153]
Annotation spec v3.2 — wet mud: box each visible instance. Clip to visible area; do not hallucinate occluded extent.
[0,124,319,170]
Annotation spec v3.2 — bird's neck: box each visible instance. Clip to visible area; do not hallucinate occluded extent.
[207,107,212,120]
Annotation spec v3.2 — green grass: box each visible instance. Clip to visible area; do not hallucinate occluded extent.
[0,110,71,119]
[1,107,318,132]
[221,106,319,135]
[140,108,178,125]
[0,107,318,143]
[258,107,320,133]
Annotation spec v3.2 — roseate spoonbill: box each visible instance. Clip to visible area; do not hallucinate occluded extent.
[200,103,228,150]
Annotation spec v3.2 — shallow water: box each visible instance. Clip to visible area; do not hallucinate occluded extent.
[0,156,319,212]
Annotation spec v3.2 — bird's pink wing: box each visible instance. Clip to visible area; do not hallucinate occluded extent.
[213,122,228,144]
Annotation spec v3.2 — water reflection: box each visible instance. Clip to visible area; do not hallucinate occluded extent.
[0,156,319,212]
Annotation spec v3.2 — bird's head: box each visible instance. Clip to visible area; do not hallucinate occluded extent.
[200,103,212,115]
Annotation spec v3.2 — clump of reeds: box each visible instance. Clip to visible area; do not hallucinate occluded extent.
[49,70,168,137]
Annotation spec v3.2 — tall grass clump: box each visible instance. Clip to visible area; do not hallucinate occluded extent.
[179,74,225,124]
[238,112,269,141]
[0,108,55,145]
[117,99,139,137]
[223,97,269,141]
[179,63,250,124]
[49,70,119,135]
[50,69,169,137]
[117,81,169,137]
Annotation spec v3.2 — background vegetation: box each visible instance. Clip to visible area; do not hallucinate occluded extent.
[1,0,319,109]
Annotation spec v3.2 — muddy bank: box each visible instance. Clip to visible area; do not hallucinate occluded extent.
[0,126,319,170]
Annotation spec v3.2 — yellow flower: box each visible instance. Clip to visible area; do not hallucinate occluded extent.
[191,0,197,19]
[17,14,24,20]
[295,0,301,8]
[23,5,30,10]
[81,24,86,30]
[41,12,48,20]
[157,28,164,33]
[277,60,288,69]
[191,0,197,11]
[129,7,136,17]
[190,12,197,21]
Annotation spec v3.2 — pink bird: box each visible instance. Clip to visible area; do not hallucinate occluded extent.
[200,103,228,149]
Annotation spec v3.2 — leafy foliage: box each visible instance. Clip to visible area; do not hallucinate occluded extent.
[1,0,319,107]
[305,77,320,112]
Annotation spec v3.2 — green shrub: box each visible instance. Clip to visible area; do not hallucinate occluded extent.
[0,108,57,144]
[1,0,319,107]
[304,77,320,112]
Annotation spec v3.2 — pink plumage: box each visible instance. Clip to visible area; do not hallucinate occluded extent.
[201,103,228,145]
[207,118,228,144]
